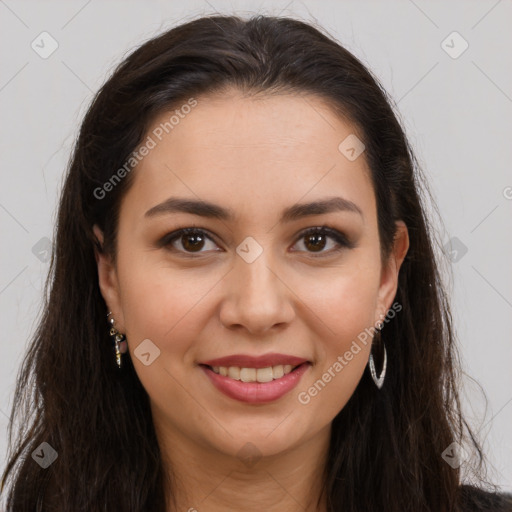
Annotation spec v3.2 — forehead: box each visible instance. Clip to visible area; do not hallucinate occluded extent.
[148,90,363,166]
[122,90,375,226]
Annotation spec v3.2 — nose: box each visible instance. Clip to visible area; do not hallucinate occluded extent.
[219,247,295,335]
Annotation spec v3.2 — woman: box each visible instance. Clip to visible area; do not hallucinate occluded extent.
[1,14,510,512]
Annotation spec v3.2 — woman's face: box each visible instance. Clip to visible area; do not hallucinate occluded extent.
[95,89,408,460]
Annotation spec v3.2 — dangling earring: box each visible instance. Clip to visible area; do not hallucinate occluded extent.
[368,323,387,389]
[107,311,128,369]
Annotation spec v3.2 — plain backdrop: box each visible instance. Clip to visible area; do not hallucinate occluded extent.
[1,0,511,492]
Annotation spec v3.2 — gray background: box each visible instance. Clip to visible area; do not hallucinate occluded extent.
[1,0,511,491]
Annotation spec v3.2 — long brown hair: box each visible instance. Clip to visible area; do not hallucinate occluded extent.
[1,14,497,511]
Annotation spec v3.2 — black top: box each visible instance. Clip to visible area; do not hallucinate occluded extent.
[461,485,512,511]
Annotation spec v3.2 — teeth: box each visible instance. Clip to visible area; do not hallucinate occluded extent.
[210,364,298,382]
[227,367,240,380]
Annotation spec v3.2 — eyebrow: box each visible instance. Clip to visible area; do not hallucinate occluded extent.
[144,196,364,222]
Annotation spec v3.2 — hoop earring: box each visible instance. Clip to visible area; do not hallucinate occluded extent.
[368,324,387,389]
[107,311,128,369]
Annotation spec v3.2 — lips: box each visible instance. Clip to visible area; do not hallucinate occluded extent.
[200,362,311,403]
[200,353,309,368]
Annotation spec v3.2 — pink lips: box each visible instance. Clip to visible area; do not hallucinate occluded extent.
[199,353,311,404]
[201,353,309,368]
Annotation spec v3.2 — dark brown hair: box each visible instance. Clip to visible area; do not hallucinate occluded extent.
[1,14,501,511]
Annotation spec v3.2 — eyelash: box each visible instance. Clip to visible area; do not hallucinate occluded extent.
[159,225,355,258]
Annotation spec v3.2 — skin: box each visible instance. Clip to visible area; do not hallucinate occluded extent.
[94,88,409,511]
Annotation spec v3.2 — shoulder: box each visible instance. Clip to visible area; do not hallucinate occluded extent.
[459,484,512,512]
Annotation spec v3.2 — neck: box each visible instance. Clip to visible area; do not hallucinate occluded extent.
[155,420,331,512]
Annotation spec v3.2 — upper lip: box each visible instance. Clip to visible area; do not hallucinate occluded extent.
[200,353,309,368]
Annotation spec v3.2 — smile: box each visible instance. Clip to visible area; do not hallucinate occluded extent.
[208,364,298,382]
[199,362,311,403]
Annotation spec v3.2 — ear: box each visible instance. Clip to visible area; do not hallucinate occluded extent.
[93,224,125,331]
[374,220,409,324]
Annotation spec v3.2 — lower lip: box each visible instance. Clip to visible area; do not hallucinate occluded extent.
[200,363,310,404]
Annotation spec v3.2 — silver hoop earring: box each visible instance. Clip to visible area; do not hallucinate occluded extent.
[368,324,387,389]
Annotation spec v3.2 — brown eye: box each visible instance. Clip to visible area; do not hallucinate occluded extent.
[162,228,219,254]
[180,231,206,252]
[293,226,354,256]
[303,232,328,252]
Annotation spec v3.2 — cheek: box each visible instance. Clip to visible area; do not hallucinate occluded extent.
[294,266,377,417]
[293,256,381,339]
[290,255,379,413]
[116,257,221,409]
[117,253,223,353]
